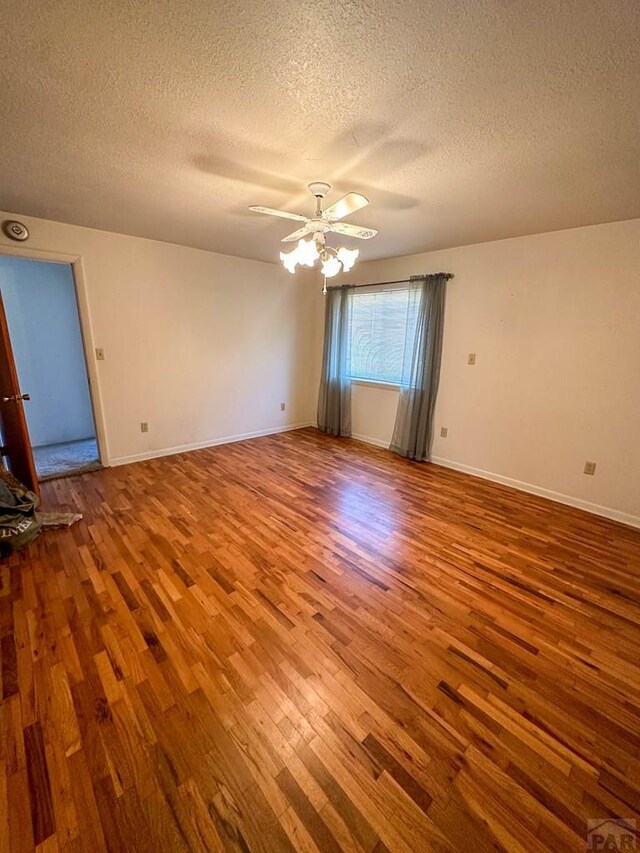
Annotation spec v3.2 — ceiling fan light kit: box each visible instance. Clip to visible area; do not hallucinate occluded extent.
[249,183,377,283]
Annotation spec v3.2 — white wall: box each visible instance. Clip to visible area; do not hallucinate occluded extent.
[0,256,95,447]
[0,210,319,465]
[336,218,640,526]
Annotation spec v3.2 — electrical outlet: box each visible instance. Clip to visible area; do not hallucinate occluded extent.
[583,461,596,475]
[280,402,286,412]
[95,348,105,361]
[140,422,149,433]
[468,353,477,365]
[440,426,448,438]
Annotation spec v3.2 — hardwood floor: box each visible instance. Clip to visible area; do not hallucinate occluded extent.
[1,428,639,852]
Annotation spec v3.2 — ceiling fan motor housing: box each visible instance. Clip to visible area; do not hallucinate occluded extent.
[309,218,331,232]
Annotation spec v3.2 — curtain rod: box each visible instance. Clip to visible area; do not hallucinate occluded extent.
[326,273,454,290]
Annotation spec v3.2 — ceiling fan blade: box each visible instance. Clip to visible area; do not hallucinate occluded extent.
[281,226,313,242]
[322,192,369,222]
[248,205,308,222]
[329,221,378,239]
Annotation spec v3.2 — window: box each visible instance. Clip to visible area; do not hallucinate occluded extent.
[348,288,418,385]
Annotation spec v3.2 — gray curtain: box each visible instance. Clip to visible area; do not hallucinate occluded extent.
[390,274,447,461]
[317,285,354,436]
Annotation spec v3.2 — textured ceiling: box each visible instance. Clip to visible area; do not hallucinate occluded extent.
[1,0,639,263]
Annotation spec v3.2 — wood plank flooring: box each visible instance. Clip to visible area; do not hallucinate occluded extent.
[1,427,639,852]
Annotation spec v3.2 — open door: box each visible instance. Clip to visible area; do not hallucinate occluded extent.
[0,291,39,494]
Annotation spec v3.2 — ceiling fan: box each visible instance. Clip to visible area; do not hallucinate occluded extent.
[249,182,377,278]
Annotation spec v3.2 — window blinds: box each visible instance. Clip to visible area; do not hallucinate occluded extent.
[348,288,418,384]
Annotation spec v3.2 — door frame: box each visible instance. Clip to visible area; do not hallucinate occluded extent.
[0,245,109,468]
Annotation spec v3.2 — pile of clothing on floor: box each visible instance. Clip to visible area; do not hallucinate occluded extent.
[0,466,81,557]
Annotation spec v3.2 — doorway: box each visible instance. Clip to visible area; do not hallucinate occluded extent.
[0,256,101,482]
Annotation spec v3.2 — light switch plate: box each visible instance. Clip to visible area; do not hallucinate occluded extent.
[95,348,105,361]
[140,422,149,433]
[468,353,476,365]
[584,461,596,475]
[440,427,448,438]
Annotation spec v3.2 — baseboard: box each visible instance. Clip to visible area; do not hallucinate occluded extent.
[351,432,390,449]
[350,433,639,528]
[108,426,639,529]
[431,455,640,530]
[109,422,314,467]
